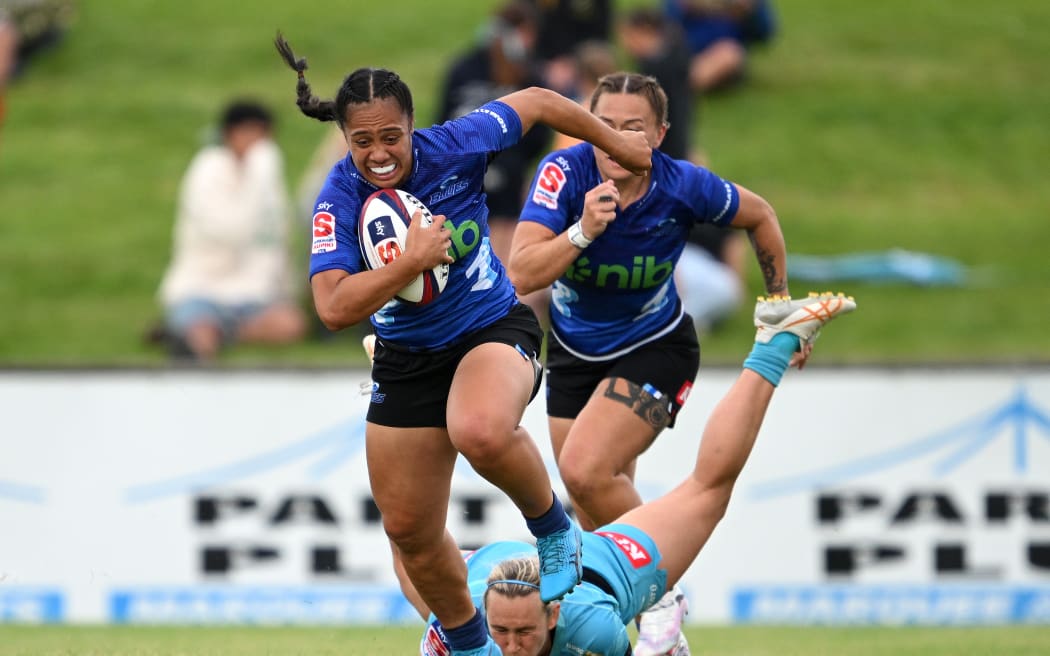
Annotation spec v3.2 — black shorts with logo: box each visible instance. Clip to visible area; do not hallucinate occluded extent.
[545,314,700,426]
[367,303,543,428]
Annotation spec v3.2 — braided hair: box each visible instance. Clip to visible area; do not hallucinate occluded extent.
[274,32,414,129]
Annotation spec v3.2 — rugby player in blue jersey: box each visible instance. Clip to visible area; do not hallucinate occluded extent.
[508,72,796,654]
[275,36,652,656]
[411,293,856,655]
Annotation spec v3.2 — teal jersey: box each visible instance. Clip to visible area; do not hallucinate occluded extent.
[421,525,667,655]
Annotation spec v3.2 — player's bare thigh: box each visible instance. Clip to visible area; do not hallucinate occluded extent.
[365,423,457,537]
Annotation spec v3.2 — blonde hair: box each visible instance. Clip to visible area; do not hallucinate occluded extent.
[484,556,555,615]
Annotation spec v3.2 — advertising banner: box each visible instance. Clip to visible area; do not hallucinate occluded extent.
[1,368,1048,624]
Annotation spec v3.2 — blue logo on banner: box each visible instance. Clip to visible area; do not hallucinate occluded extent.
[732,585,1050,624]
[0,589,64,622]
[750,386,1050,499]
[109,586,418,624]
[0,480,45,504]
[123,414,368,503]
[735,385,1050,625]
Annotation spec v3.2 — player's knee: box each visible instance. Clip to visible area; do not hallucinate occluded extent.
[449,415,509,463]
[381,512,435,551]
[558,459,604,504]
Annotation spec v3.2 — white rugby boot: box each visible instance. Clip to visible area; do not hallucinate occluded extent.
[635,584,690,656]
[754,291,856,346]
[359,334,377,396]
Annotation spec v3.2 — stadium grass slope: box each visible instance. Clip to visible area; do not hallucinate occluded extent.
[1,1,1048,366]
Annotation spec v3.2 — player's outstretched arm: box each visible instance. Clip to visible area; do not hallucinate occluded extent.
[498,86,652,175]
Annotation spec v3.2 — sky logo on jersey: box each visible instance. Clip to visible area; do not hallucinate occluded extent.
[597,531,652,568]
[532,162,566,209]
[311,211,336,254]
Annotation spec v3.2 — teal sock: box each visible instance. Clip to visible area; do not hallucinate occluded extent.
[743,333,801,386]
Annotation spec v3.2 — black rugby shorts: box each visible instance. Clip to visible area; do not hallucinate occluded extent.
[366,303,543,428]
[545,314,700,427]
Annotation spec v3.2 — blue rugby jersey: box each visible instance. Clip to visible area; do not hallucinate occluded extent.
[521,144,740,359]
[309,101,522,349]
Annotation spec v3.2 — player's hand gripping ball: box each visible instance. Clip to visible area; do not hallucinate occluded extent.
[358,189,449,304]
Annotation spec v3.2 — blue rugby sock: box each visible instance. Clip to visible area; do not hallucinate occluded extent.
[525,492,570,538]
[743,333,801,386]
[444,608,487,651]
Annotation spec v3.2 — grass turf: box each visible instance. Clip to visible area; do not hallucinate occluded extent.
[1,625,1049,655]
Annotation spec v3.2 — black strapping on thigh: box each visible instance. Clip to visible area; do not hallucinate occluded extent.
[581,566,616,598]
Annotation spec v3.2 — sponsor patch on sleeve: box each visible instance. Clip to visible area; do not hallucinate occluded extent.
[421,621,451,656]
[311,210,337,254]
[531,162,567,210]
[597,531,653,568]
[676,380,693,407]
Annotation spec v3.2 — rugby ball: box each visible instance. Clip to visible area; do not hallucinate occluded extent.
[358,188,449,305]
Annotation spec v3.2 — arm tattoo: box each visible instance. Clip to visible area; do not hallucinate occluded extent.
[749,233,787,294]
[602,378,671,432]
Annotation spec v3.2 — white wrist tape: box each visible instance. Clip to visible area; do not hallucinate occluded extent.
[567,221,593,249]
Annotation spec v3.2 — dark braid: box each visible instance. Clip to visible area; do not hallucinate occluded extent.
[274,32,414,129]
[274,32,338,123]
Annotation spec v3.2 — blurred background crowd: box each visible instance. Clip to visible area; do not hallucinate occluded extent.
[1,0,1046,366]
[144,0,781,362]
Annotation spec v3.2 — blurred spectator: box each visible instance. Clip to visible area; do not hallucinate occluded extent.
[549,39,617,151]
[676,223,747,333]
[438,0,553,318]
[664,0,776,93]
[620,8,747,332]
[295,125,346,227]
[619,8,695,162]
[530,0,612,97]
[0,0,74,134]
[0,0,73,74]
[0,12,16,130]
[156,100,307,362]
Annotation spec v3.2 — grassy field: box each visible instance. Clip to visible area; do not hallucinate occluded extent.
[1,0,1048,366]
[1,625,1049,655]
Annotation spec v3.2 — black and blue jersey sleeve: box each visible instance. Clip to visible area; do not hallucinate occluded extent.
[682,162,740,227]
[427,100,524,156]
